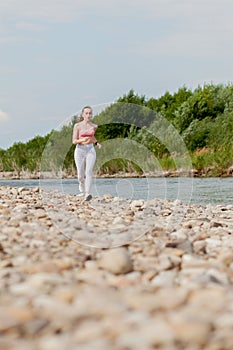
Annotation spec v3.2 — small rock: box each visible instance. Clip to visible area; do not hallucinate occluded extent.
[97,247,133,275]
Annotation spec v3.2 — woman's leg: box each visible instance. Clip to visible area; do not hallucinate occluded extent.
[85,146,96,196]
[74,146,86,193]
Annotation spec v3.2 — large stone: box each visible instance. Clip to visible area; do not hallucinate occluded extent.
[97,247,133,274]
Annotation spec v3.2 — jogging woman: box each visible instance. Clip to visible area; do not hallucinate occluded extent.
[72,106,101,201]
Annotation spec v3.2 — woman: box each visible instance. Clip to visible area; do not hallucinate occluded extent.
[72,106,101,201]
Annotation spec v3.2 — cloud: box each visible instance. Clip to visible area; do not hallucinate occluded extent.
[120,0,233,59]
[0,0,185,22]
[0,110,9,122]
[0,65,18,73]
[15,21,47,32]
[1,0,232,56]
[0,35,33,45]
[0,0,232,22]
[130,27,233,59]
[0,0,87,22]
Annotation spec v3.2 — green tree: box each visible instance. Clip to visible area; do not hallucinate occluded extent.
[117,89,146,106]
[175,84,226,132]
[146,86,192,125]
[207,112,233,150]
[182,118,213,151]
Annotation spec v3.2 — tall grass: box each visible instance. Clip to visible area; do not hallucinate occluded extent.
[191,146,233,176]
[94,147,232,177]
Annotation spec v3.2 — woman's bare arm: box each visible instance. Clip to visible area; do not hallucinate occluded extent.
[72,123,79,144]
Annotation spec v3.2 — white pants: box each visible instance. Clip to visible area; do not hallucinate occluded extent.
[74,144,96,194]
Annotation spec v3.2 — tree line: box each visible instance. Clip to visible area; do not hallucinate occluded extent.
[0,83,232,177]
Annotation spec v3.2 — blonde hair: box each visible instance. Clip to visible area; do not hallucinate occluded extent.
[78,105,92,122]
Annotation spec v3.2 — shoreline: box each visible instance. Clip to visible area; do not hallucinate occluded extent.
[0,168,232,180]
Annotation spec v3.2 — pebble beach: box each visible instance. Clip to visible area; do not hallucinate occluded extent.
[0,186,233,350]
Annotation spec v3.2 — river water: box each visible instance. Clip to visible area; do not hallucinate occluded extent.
[0,177,232,206]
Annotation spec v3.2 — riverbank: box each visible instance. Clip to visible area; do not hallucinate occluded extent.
[0,186,233,349]
[0,165,232,180]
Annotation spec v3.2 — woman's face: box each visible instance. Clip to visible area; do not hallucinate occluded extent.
[82,107,92,121]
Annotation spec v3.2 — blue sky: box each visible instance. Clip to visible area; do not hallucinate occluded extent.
[0,0,233,149]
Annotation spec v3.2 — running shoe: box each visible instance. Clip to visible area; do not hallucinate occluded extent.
[84,194,92,201]
[76,193,85,197]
